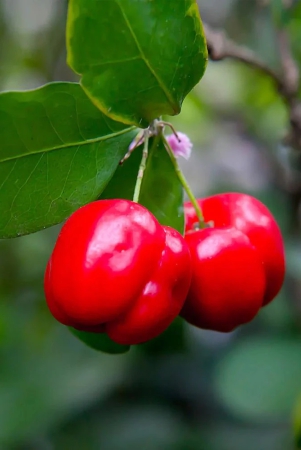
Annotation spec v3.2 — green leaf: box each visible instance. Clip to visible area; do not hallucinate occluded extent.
[139,136,184,234]
[100,140,143,201]
[69,328,130,354]
[0,320,128,444]
[137,317,186,356]
[269,0,299,27]
[66,0,208,127]
[100,135,184,233]
[215,337,301,421]
[0,82,136,238]
[293,394,301,448]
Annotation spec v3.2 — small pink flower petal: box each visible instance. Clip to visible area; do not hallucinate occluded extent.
[166,132,193,160]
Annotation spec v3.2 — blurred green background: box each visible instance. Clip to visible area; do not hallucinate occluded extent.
[1,0,301,449]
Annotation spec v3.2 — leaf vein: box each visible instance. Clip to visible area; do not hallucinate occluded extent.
[0,160,17,191]
[115,0,177,114]
[42,104,66,145]
[88,55,141,67]
[59,146,81,198]
[4,153,45,230]
[0,126,136,164]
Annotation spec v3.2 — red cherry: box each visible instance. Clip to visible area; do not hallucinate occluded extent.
[44,199,191,345]
[181,227,266,332]
[184,193,285,305]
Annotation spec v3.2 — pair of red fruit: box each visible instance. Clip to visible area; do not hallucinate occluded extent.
[44,193,285,346]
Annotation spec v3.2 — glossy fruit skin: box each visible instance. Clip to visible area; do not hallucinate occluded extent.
[181,227,266,332]
[184,193,285,306]
[44,199,191,346]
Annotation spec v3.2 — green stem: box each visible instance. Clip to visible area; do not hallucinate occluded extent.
[133,130,149,203]
[162,134,206,229]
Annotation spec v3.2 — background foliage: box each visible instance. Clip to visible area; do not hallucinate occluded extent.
[0,0,300,449]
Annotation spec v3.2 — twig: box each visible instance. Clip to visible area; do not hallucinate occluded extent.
[162,134,206,229]
[277,29,299,98]
[133,130,149,203]
[204,24,282,89]
[203,22,301,151]
[276,27,301,149]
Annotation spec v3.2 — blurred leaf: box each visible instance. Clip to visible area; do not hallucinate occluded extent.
[215,337,301,421]
[288,3,301,66]
[202,419,290,450]
[257,290,295,331]
[0,324,128,446]
[138,317,186,356]
[284,239,301,279]
[269,0,300,27]
[0,82,136,238]
[294,393,301,448]
[53,402,208,450]
[69,327,130,354]
[95,404,185,450]
[239,69,287,142]
[66,0,208,127]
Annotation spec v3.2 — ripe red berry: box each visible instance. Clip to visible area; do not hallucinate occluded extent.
[181,227,266,332]
[44,199,191,345]
[184,193,285,306]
